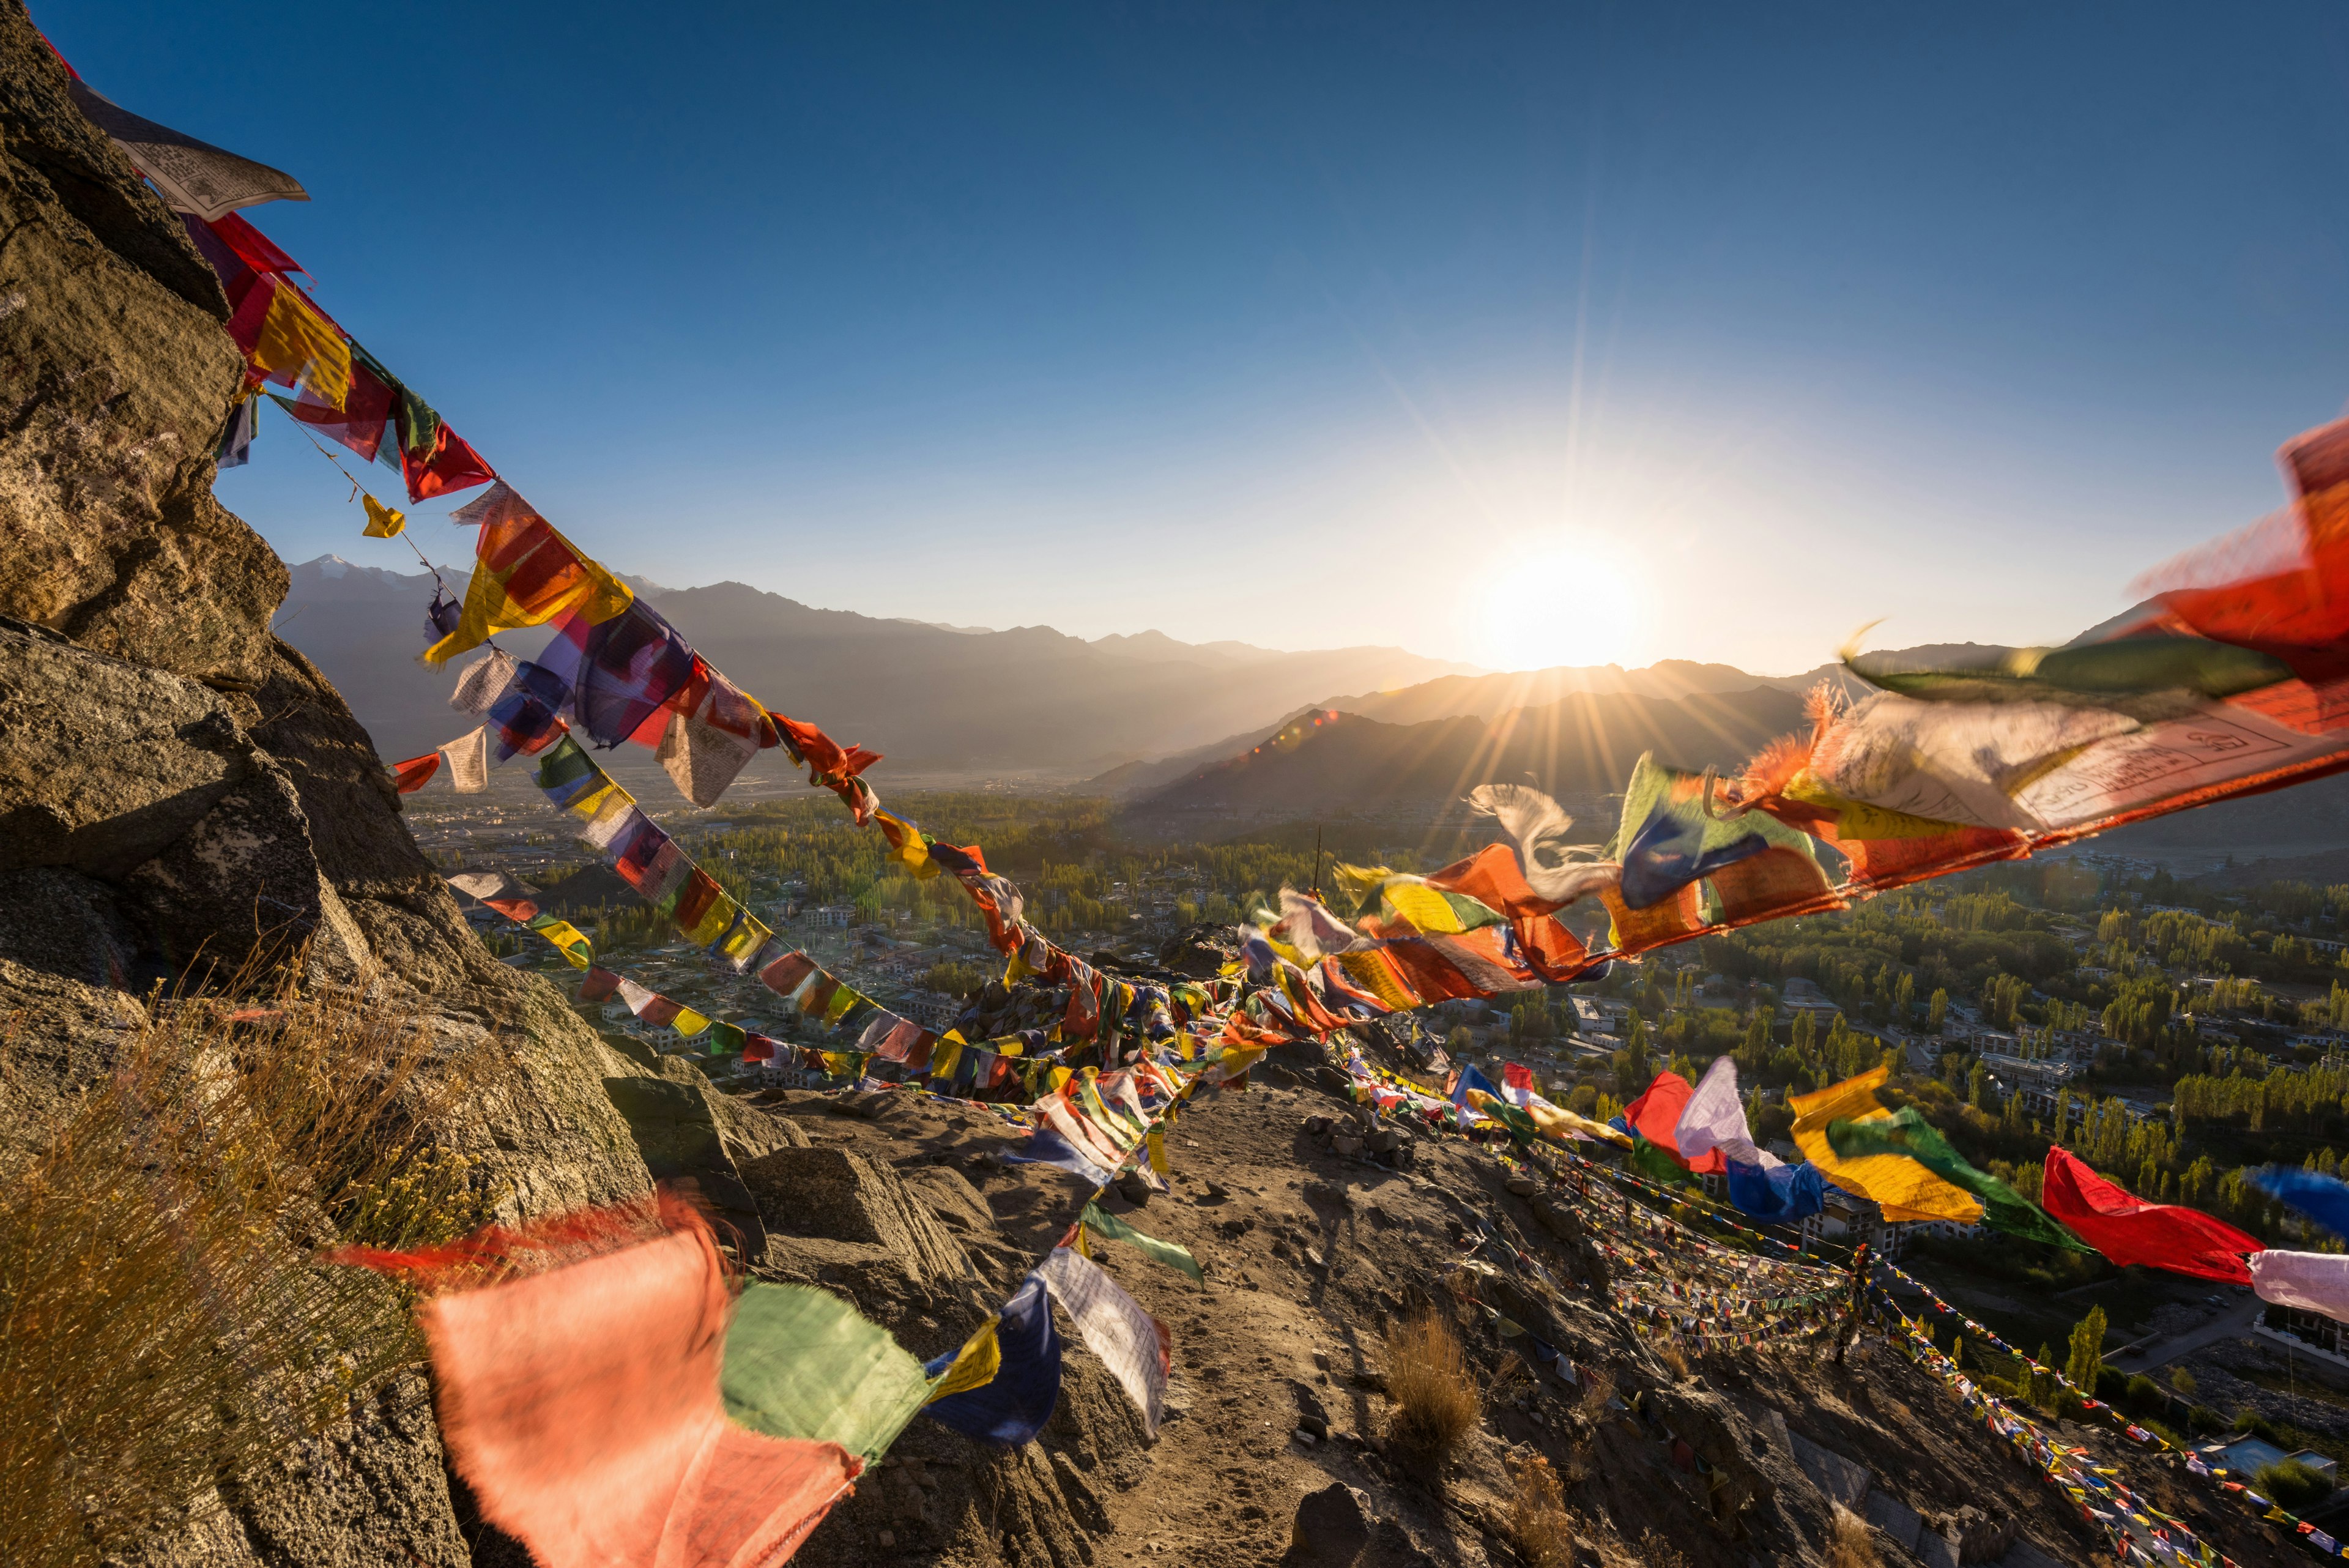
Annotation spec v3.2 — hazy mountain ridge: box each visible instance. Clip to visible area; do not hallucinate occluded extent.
[1139,684,1813,813]
[274,558,1479,771]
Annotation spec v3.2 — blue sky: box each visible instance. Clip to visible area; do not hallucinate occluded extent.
[51,2,2349,674]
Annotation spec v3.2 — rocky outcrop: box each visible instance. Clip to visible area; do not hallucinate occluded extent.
[0,7,281,689]
[0,6,776,1562]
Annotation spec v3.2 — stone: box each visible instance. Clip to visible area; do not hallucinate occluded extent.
[1789,1431,1872,1509]
[1505,1175,1537,1197]
[1331,1134,1365,1156]
[1115,1169,1154,1206]
[1281,1481,1372,1567]
[1864,1490,1923,1553]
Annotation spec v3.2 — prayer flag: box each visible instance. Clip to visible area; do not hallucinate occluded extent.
[923,1275,1061,1444]
[1790,1067,1982,1225]
[721,1282,935,1463]
[1621,1070,1724,1175]
[1036,1247,1170,1436]
[1079,1203,1204,1283]
[227,273,350,409]
[424,511,631,665]
[2249,1250,2349,1324]
[926,1320,1002,1405]
[362,494,406,538]
[2042,1148,2258,1284]
[2252,1165,2349,1242]
[67,80,308,221]
[450,648,520,716]
[390,751,441,793]
[1827,1110,2088,1250]
[355,1209,861,1568]
[441,726,490,793]
[448,870,541,924]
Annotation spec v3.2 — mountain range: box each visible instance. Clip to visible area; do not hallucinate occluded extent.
[273,557,1480,771]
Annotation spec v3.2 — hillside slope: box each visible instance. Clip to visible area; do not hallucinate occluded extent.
[1144,686,1811,813]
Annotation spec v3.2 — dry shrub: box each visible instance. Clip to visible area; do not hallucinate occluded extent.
[1658,1338,1691,1379]
[0,974,510,1567]
[1828,1504,1881,1568]
[1508,1453,1576,1568]
[1382,1310,1478,1464]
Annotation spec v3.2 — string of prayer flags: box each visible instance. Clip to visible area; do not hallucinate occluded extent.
[2041,1147,2260,1284]
[336,1198,861,1568]
[1078,1202,1204,1284]
[1035,1246,1170,1436]
[1790,1067,1982,1225]
[922,1275,1061,1445]
[720,1282,938,1463]
[1825,1109,2088,1251]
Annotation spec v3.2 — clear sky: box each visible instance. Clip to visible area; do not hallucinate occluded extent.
[50,2,2349,675]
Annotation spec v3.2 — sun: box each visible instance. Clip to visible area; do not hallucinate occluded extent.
[1471,545,1647,672]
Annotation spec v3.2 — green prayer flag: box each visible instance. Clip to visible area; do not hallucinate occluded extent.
[1080,1202,1204,1283]
[1824,1109,2091,1251]
[1629,1136,1701,1190]
[706,1019,746,1057]
[721,1282,933,1462]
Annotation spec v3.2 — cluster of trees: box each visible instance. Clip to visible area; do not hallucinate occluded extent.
[2173,1060,2349,1134]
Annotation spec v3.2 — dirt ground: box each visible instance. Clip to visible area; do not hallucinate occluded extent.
[725,1052,2320,1568]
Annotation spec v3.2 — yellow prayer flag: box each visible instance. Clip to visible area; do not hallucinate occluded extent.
[1790,1066,1982,1224]
[928,1037,964,1082]
[672,1008,711,1038]
[361,494,406,538]
[251,283,351,411]
[1147,1128,1168,1176]
[1383,880,1467,934]
[923,1317,1001,1403]
[683,896,736,949]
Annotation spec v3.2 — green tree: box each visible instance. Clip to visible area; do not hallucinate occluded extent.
[1967,1059,1986,1109]
[1928,988,1948,1034]
[2066,1306,2107,1395]
[1737,1010,1772,1070]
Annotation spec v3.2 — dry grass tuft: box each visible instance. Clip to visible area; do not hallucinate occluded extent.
[1382,1310,1479,1465]
[1658,1338,1692,1379]
[1575,1363,1617,1421]
[0,972,510,1567]
[1507,1452,1577,1568]
[1828,1504,1881,1568]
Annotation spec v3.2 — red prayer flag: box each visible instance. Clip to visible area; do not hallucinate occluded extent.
[402,420,497,502]
[338,1199,859,1568]
[390,752,442,793]
[2039,1146,2260,1284]
[1620,1070,1724,1174]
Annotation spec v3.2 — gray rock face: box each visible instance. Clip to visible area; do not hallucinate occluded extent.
[0,6,283,689]
[0,9,770,1562]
